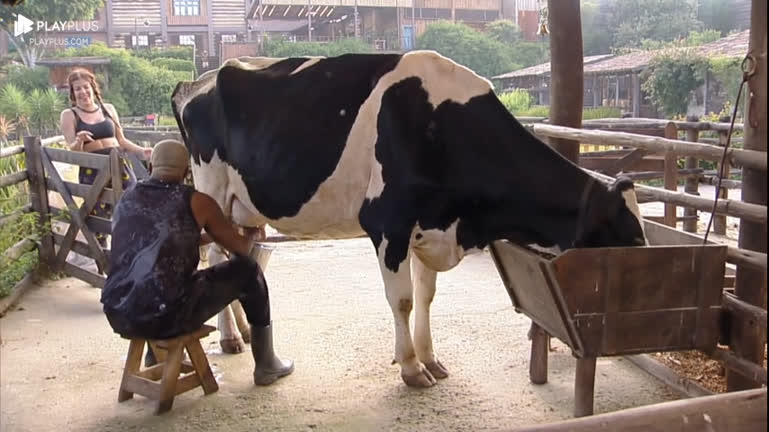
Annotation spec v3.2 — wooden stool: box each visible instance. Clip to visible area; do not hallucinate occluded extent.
[118,324,219,414]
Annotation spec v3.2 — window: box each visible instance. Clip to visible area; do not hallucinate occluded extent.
[174,0,200,16]
[131,34,149,46]
[221,34,237,43]
[179,34,196,45]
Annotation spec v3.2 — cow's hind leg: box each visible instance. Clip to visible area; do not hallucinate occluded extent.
[378,240,436,388]
[411,255,449,379]
[207,244,247,354]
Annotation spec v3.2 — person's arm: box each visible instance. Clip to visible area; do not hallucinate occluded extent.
[200,232,215,246]
[60,109,93,151]
[191,191,250,257]
[104,104,153,160]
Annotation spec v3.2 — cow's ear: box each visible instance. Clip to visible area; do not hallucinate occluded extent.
[611,176,635,194]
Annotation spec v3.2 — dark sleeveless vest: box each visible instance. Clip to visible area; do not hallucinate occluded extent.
[101,179,200,336]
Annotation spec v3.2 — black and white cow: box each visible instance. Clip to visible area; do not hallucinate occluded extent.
[171,51,646,387]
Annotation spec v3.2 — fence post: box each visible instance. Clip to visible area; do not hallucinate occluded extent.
[683,117,700,233]
[728,0,767,391]
[663,122,678,227]
[714,128,731,235]
[23,136,55,271]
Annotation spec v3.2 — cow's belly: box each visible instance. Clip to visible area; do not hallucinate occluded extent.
[193,152,369,240]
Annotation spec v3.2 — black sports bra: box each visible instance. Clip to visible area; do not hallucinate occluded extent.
[72,105,116,140]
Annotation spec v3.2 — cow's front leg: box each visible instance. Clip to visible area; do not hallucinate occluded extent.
[411,255,448,379]
[377,240,436,387]
[207,243,247,353]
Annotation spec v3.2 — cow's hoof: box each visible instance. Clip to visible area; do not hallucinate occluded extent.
[220,337,246,354]
[424,360,449,379]
[239,327,251,344]
[402,368,437,387]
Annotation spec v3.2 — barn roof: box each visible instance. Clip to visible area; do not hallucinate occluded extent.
[37,56,111,66]
[492,54,612,80]
[493,29,750,80]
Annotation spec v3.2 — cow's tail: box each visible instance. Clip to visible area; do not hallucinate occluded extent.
[171,81,193,152]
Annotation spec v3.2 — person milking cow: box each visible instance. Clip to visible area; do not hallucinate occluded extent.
[101,140,294,385]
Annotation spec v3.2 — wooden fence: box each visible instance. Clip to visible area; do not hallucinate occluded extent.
[524,119,767,395]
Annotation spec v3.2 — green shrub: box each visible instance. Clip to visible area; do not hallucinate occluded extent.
[135,46,194,61]
[151,57,196,73]
[641,49,709,117]
[56,43,183,116]
[0,65,50,94]
[0,250,37,298]
[0,209,40,298]
[498,90,532,114]
[262,37,373,57]
[515,105,550,117]
[583,106,622,119]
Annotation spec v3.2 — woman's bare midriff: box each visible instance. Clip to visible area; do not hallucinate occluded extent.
[83,137,120,152]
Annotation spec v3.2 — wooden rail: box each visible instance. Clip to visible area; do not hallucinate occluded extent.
[514,388,766,432]
[529,124,767,171]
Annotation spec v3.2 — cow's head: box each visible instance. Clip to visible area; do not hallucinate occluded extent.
[574,177,647,249]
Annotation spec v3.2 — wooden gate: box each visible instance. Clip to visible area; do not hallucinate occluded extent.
[24,137,148,288]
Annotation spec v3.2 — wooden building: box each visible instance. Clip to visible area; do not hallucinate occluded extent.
[493,30,750,118]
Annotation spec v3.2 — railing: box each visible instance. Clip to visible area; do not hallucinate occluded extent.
[523,118,767,391]
[0,141,38,313]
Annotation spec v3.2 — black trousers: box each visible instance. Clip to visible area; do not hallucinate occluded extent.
[179,255,272,334]
[107,256,271,340]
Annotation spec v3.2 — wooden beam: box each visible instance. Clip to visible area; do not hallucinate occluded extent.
[546,0,583,164]
[530,124,768,171]
[729,0,768,392]
[0,204,32,230]
[663,123,678,227]
[712,347,767,385]
[514,388,766,432]
[23,137,55,269]
[683,126,699,233]
[0,238,36,268]
[727,246,767,271]
[625,354,713,398]
[723,292,767,330]
[0,170,28,189]
[0,145,24,159]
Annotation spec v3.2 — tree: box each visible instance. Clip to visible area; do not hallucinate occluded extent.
[416,21,517,79]
[641,49,708,117]
[485,20,521,46]
[581,0,613,55]
[608,0,703,49]
[698,0,738,35]
[0,0,104,68]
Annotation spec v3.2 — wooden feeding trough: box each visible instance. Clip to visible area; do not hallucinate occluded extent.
[489,220,727,417]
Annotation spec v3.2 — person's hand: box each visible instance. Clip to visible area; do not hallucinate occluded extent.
[74,130,93,150]
[142,146,153,160]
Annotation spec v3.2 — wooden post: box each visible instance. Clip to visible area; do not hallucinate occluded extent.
[663,123,679,227]
[728,0,767,392]
[547,0,583,164]
[715,129,731,235]
[531,0,585,400]
[683,120,700,233]
[529,323,549,384]
[574,357,597,417]
[22,136,55,271]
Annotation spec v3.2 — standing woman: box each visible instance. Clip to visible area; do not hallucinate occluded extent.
[60,68,153,249]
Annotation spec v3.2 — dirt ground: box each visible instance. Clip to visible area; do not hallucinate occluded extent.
[0,235,685,432]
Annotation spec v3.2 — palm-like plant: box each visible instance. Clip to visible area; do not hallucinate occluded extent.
[0,84,31,136]
[29,88,66,135]
[0,115,17,146]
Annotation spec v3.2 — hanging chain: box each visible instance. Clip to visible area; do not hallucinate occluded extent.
[703,53,757,245]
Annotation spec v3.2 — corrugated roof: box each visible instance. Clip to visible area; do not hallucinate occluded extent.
[696,29,750,58]
[492,54,613,79]
[493,30,750,79]
[584,30,749,75]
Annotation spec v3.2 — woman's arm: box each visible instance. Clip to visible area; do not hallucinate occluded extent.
[104,104,153,159]
[60,109,89,151]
